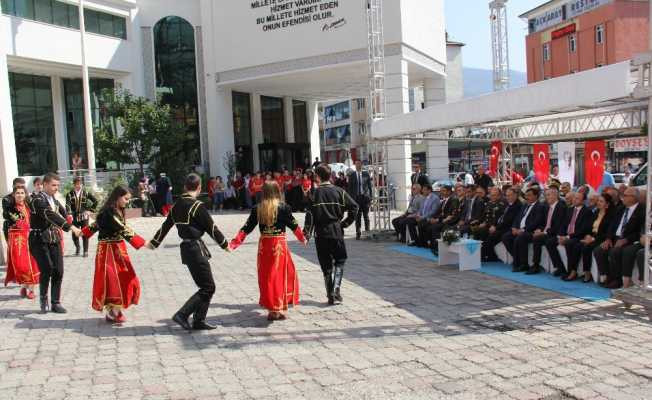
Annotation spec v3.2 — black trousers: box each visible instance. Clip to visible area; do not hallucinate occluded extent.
[30,236,64,303]
[417,220,433,247]
[581,241,599,275]
[179,242,215,323]
[636,247,646,280]
[622,243,643,279]
[531,233,552,267]
[406,218,419,243]
[72,219,89,253]
[594,241,626,284]
[315,237,347,275]
[552,237,581,273]
[502,231,534,268]
[392,215,410,240]
[481,229,505,261]
[355,195,370,233]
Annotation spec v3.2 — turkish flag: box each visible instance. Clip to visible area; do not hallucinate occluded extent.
[584,140,605,191]
[489,141,502,177]
[533,144,550,185]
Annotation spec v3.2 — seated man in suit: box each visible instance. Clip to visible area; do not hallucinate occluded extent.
[472,187,506,260]
[392,184,423,242]
[547,190,593,280]
[457,185,485,235]
[529,187,567,275]
[594,187,645,289]
[483,187,522,262]
[502,187,545,273]
[429,185,460,254]
[406,184,440,248]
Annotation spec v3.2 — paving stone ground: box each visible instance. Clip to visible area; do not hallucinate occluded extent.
[1,212,652,400]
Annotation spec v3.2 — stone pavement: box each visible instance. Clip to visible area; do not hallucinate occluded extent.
[1,212,652,400]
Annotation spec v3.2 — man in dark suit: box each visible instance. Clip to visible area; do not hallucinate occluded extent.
[474,165,494,192]
[484,187,522,262]
[529,187,567,275]
[347,160,373,240]
[457,185,485,235]
[411,165,430,187]
[429,185,460,253]
[594,187,645,289]
[502,187,545,273]
[547,190,593,280]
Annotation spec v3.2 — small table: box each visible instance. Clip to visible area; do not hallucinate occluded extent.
[437,239,482,271]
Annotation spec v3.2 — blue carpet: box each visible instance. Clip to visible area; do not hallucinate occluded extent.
[389,245,438,262]
[388,245,610,301]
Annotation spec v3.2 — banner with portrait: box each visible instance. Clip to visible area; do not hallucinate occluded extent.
[557,142,576,186]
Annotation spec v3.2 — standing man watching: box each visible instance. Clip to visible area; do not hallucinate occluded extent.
[30,173,82,313]
[474,165,494,192]
[65,176,98,257]
[348,160,373,240]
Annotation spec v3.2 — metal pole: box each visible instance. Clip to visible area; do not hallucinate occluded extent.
[79,0,97,184]
[645,0,652,291]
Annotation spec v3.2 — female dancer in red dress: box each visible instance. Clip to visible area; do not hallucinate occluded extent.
[82,185,146,323]
[230,182,307,321]
[4,186,40,299]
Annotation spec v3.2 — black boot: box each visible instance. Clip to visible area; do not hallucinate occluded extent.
[40,296,49,314]
[323,272,334,305]
[333,265,344,304]
[192,300,215,330]
[173,293,202,331]
[51,279,65,313]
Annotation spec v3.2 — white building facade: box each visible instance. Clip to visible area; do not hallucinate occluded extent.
[0,0,448,206]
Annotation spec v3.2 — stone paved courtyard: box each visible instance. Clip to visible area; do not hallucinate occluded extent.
[1,212,652,400]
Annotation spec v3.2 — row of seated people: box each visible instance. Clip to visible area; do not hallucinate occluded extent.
[392,183,647,289]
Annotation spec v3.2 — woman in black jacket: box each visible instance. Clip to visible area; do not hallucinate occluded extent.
[578,193,615,283]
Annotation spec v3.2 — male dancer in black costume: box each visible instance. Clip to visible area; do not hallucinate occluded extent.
[148,174,230,330]
[304,164,358,305]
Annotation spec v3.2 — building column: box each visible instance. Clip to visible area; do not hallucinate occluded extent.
[206,87,235,178]
[385,55,411,210]
[140,26,156,101]
[194,26,210,171]
[51,77,69,172]
[0,53,18,194]
[251,94,263,171]
[423,76,448,181]
[307,101,321,163]
[283,97,295,143]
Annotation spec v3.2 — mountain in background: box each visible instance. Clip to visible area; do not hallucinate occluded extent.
[463,68,528,98]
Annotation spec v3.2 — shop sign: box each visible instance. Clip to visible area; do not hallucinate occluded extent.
[552,23,576,39]
[567,0,611,19]
[529,6,564,33]
[614,137,648,153]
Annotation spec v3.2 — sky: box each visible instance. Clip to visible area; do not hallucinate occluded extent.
[445,0,544,72]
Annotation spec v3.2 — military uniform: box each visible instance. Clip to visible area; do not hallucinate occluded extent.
[471,200,506,261]
[304,182,358,304]
[65,188,98,256]
[150,194,228,330]
[29,192,73,313]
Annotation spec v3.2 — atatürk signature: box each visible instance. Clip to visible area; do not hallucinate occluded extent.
[322,18,346,31]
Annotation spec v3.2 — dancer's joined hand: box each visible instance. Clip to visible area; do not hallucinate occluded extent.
[70,226,82,237]
[144,241,155,250]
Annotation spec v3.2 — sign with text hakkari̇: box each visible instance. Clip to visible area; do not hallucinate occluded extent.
[252,0,344,32]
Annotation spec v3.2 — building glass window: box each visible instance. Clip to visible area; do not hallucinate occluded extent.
[355,98,365,111]
[154,16,200,164]
[1,1,125,39]
[63,78,114,169]
[232,92,253,174]
[596,24,604,44]
[293,100,308,144]
[324,125,351,146]
[569,34,576,53]
[543,43,551,61]
[261,96,285,144]
[324,101,350,124]
[8,72,58,175]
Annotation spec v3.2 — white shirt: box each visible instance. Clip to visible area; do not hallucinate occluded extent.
[464,174,475,185]
[615,203,638,237]
[44,193,56,211]
[75,189,82,199]
[520,203,535,229]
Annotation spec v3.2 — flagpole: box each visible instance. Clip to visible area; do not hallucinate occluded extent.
[79,0,97,188]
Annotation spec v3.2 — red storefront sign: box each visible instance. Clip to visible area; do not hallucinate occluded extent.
[614,137,648,153]
[552,23,576,39]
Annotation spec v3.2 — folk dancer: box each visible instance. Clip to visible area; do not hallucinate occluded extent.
[65,176,98,257]
[149,174,230,330]
[4,186,40,299]
[29,173,81,313]
[81,185,146,323]
[3,177,26,241]
[304,164,359,305]
[230,181,307,320]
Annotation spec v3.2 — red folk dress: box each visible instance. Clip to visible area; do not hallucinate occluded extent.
[82,208,145,312]
[230,204,306,312]
[4,202,40,286]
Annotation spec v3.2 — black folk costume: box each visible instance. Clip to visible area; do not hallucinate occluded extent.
[150,194,229,330]
[29,192,73,313]
[304,182,358,305]
[66,188,98,256]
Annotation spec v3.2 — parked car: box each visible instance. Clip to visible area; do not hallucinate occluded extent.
[612,173,627,184]
[631,164,647,189]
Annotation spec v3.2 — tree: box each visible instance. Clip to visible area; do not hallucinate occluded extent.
[223,151,237,179]
[96,89,188,180]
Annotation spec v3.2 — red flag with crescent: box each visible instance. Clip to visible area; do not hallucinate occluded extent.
[533,144,550,185]
[489,141,502,177]
[584,140,605,191]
